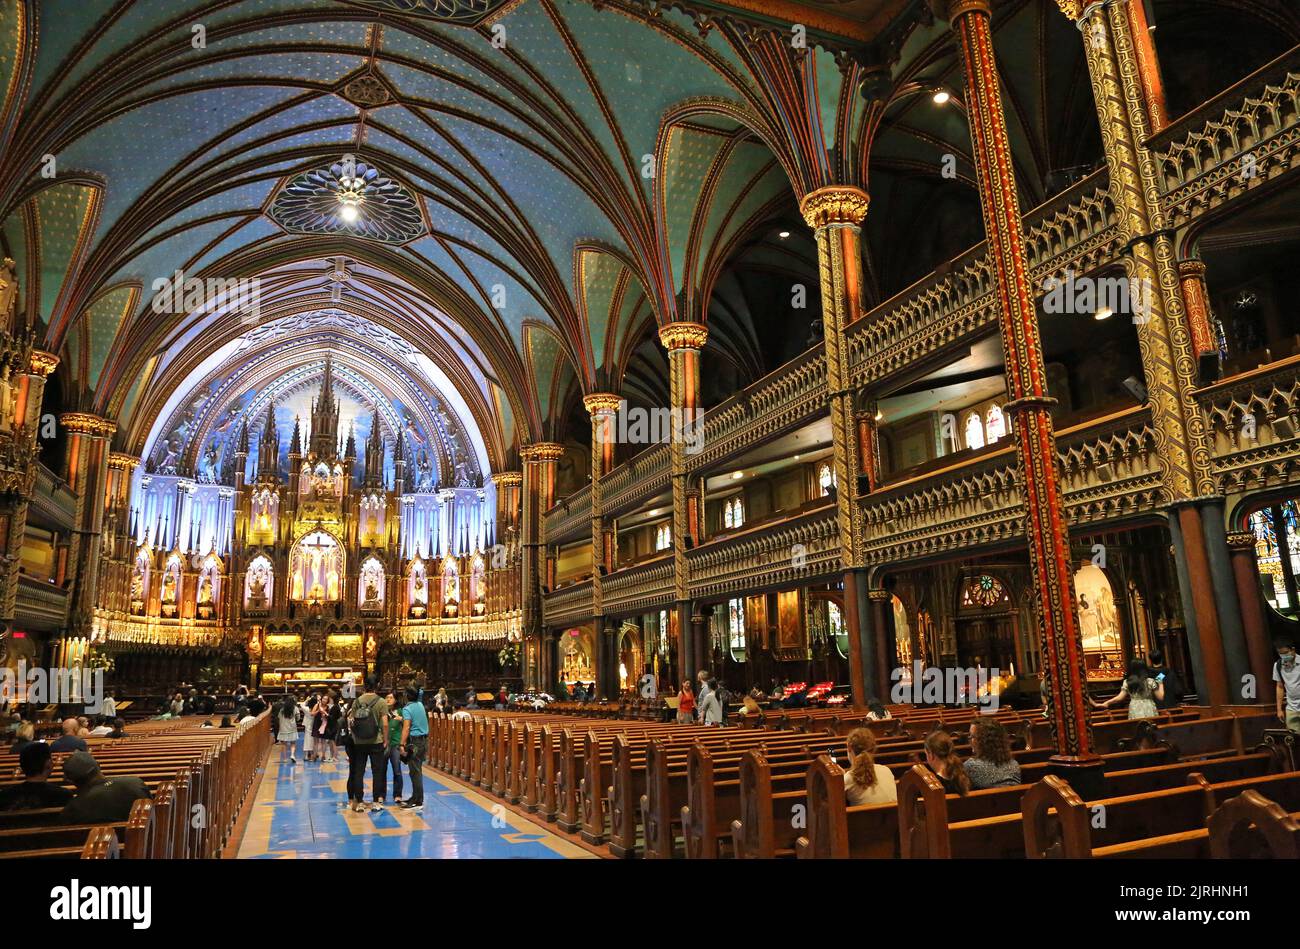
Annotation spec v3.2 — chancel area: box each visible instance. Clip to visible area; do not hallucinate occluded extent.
[1,0,1300,866]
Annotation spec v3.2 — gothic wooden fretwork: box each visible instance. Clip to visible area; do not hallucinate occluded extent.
[686,503,840,602]
[858,409,1162,567]
[1154,58,1300,230]
[543,578,594,630]
[600,555,674,619]
[1199,360,1300,496]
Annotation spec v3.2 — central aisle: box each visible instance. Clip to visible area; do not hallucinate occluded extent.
[237,737,594,859]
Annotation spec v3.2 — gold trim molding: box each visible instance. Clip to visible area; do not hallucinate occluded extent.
[108,452,140,470]
[583,392,622,416]
[799,186,870,229]
[491,471,523,487]
[521,442,565,462]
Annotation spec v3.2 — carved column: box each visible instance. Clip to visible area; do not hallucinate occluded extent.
[799,185,872,708]
[585,392,620,696]
[1226,531,1276,705]
[857,402,882,493]
[521,442,563,690]
[62,412,116,638]
[933,0,1098,770]
[1056,0,1231,706]
[1177,259,1218,363]
[866,588,892,702]
[660,322,708,687]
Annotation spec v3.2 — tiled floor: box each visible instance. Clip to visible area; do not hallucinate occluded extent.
[237,736,593,859]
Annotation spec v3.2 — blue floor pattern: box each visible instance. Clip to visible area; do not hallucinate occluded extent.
[238,735,592,859]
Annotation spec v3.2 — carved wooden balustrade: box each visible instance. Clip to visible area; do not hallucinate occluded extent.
[543,483,591,545]
[685,502,840,601]
[599,554,674,617]
[1154,49,1300,228]
[599,444,670,519]
[542,577,593,628]
[859,408,1162,566]
[846,176,1120,388]
[1197,356,1300,494]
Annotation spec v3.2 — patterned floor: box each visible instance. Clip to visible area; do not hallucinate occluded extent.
[237,735,593,859]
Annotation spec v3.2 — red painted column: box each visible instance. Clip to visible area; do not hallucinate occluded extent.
[935,0,1097,765]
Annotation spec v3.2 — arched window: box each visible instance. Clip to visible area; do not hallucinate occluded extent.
[359,557,385,610]
[655,523,672,551]
[818,463,836,496]
[1249,500,1300,615]
[728,598,746,661]
[723,497,744,530]
[985,404,1006,443]
[828,601,847,658]
[964,412,986,450]
[658,609,670,657]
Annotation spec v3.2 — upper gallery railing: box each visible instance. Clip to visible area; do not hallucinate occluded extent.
[1197,355,1300,495]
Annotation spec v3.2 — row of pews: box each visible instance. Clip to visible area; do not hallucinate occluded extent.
[0,713,272,859]
[427,704,1300,858]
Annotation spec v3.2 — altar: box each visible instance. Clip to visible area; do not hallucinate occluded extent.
[264,666,361,691]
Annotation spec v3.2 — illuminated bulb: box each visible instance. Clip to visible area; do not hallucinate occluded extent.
[778,230,791,239]
[339,202,359,223]
[932,89,951,105]
[731,471,744,480]
[875,409,884,421]
[1094,306,1113,321]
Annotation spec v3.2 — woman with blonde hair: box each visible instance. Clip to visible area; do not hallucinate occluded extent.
[842,728,897,805]
[923,730,970,796]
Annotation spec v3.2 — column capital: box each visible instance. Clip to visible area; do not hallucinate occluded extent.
[1225,531,1256,551]
[1177,258,1208,280]
[657,321,708,353]
[866,588,892,603]
[521,442,565,463]
[107,452,140,471]
[60,412,116,438]
[28,350,59,376]
[928,0,995,22]
[491,471,523,487]
[582,392,622,416]
[799,186,870,228]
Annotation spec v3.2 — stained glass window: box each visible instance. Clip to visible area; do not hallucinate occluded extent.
[828,601,847,659]
[986,404,1006,443]
[961,574,1008,608]
[818,464,836,496]
[1250,505,1300,611]
[728,598,746,661]
[723,497,744,530]
[655,523,671,551]
[965,412,986,450]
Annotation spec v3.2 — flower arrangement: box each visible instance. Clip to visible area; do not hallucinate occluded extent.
[497,642,519,669]
[85,646,115,674]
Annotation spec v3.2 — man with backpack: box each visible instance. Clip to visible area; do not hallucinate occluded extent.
[346,675,390,813]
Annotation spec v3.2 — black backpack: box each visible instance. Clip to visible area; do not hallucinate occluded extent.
[351,695,380,742]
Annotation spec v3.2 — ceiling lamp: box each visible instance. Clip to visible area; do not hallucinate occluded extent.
[731,471,744,480]
[336,172,366,223]
[1094,306,1114,321]
[932,88,951,105]
[778,230,791,239]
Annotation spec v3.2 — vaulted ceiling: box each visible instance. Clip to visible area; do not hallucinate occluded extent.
[0,0,1288,479]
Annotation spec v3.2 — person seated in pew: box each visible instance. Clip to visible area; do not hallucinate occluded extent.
[843,728,897,805]
[200,720,215,729]
[49,718,88,754]
[963,719,1021,790]
[59,751,152,825]
[76,717,92,739]
[1090,660,1163,720]
[866,699,891,722]
[9,722,36,755]
[88,716,114,737]
[739,694,762,717]
[108,719,126,739]
[0,742,74,811]
[923,731,970,797]
[219,716,234,728]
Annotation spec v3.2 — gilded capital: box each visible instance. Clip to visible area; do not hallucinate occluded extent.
[1225,531,1256,551]
[798,186,870,229]
[657,321,708,353]
[927,0,994,21]
[1052,0,1086,19]
[108,452,141,470]
[583,392,622,416]
[521,442,565,463]
[1177,259,1208,280]
[60,412,117,438]
[28,350,59,376]
[491,471,523,487]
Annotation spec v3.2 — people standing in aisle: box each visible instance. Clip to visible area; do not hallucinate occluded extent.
[1146,651,1184,709]
[397,686,429,812]
[1274,635,1300,733]
[698,678,723,726]
[385,693,405,803]
[1091,660,1163,720]
[276,695,299,764]
[345,676,389,813]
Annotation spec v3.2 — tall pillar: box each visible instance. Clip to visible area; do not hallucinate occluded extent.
[866,589,893,702]
[691,605,714,680]
[1057,0,1231,706]
[585,393,621,697]
[659,322,708,694]
[521,442,563,690]
[933,0,1098,771]
[61,412,116,638]
[1226,531,1276,705]
[799,186,872,708]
